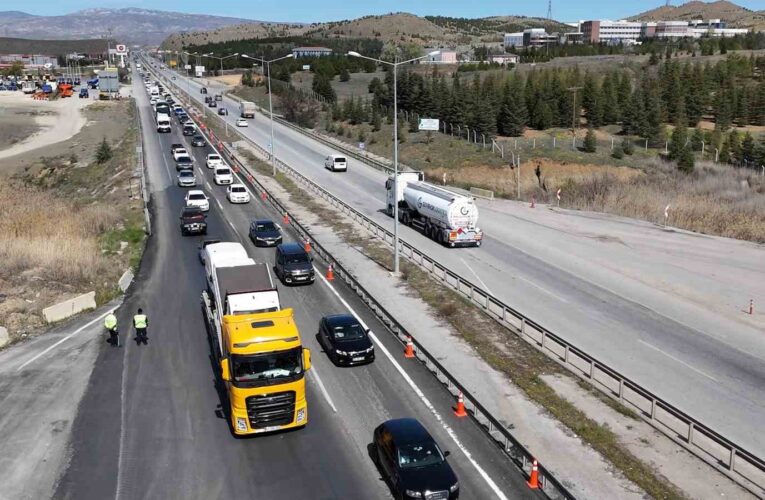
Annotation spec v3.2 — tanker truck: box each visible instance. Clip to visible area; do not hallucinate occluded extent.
[385,172,483,247]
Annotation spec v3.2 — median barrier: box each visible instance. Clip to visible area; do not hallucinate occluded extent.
[42,292,96,324]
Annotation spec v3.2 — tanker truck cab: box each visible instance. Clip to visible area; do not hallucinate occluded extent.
[386,172,483,248]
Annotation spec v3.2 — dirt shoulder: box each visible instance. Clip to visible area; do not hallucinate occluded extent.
[0,96,145,345]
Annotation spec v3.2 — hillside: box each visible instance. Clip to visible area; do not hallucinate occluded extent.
[628,1,765,30]
[0,37,113,56]
[305,13,449,43]
[0,8,258,45]
[162,23,309,51]
[427,15,571,38]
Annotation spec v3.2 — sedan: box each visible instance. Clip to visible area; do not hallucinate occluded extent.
[318,314,374,366]
[373,419,459,500]
[177,169,197,187]
[214,166,233,185]
[236,118,248,127]
[172,76,176,80]
[185,190,210,211]
[206,153,223,169]
[208,100,217,108]
[248,219,282,246]
[175,155,194,171]
[182,125,195,136]
[227,184,250,204]
[191,135,206,147]
[218,107,228,116]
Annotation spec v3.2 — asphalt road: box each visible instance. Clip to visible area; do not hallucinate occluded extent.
[151,59,765,458]
[51,64,539,500]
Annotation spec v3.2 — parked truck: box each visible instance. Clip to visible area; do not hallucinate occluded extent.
[239,101,256,118]
[201,242,311,435]
[386,172,483,247]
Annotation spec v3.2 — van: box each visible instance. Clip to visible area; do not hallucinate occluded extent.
[274,243,315,285]
[324,154,347,172]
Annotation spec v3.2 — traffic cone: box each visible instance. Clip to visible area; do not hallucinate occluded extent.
[304,238,311,253]
[325,263,335,281]
[530,196,536,209]
[453,392,467,418]
[260,190,267,201]
[749,299,754,315]
[404,336,415,358]
[527,459,539,489]
[283,212,290,224]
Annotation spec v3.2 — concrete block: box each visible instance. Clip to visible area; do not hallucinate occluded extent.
[42,291,96,324]
[118,269,134,292]
[0,326,8,348]
[469,186,494,200]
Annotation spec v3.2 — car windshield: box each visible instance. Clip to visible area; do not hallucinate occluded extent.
[398,442,444,469]
[216,169,231,175]
[193,136,204,142]
[330,322,365,341]
[256,222,276,232]
[189,194,206,201]
[231,347,303,387]
[179,171,194,177]
[285,253,309,265]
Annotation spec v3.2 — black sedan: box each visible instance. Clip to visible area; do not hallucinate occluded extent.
[218,107,228,116]
[373,419,459,499]
[318,314,374,366]
[182,125,195,136]
[208,100,217,108]
[248,219,282,247]
[191,135,206,147]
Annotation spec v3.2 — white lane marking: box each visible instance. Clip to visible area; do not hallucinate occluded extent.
[516,275,569,304]
[460,258,494,296]
[309,365,338,413]
[638,340,720,383]
[316,271,508,500]
[17,310,112,371]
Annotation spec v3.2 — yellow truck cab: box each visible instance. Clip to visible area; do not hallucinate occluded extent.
[219,308,311,435]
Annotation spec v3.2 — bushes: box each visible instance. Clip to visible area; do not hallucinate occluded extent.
[96,138,113,164]
[583,128,597,153]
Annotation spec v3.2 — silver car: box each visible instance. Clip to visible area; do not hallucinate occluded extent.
[177,169,197,187]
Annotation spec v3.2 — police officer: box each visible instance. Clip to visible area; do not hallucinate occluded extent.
[104,311,119,347]
[133,308,148,345]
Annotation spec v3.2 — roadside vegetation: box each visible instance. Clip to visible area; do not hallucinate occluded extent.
[0,99,145,343]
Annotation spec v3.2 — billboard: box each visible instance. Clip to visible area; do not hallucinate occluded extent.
[195,65,205,77]
[419,118,439,131]
[115,44,127,54]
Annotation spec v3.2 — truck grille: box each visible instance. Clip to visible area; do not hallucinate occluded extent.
[424,491,448,500]
[245,391,296,428]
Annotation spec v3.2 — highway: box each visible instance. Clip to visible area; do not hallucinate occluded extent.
[150,57,765,458]
[51,64,538,500]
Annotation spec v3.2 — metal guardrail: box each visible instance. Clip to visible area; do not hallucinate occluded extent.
[154,64,765,497]
[131,95,151,236]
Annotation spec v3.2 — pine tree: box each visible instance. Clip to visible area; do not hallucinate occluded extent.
[645,83,664,146]
[719,138,731,163]
[582,73,602,127]
[690,127,704,151]
[728,130,742,161]
[312,73,336,102]
[339,67,350,82]
[741,132,756,163]
[583,127,597,152]
[96,137,112,164]
[535,100,554,130]
[496,79,526,137]
[754,81,765,126]
[669,116,688,161]
[370,104,381,132]
[677,146,695,172]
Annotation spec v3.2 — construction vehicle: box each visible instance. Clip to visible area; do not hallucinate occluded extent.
[201,242,311,435]
[58,83,73,98]
[386,172,483,247]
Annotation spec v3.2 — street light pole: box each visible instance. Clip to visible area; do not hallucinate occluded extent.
[348,49,439,275]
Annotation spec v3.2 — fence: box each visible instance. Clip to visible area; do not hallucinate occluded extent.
[132,97,151,235]
[154,63,765,497]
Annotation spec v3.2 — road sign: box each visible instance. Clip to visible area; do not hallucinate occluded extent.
[184,64,192,70]
[302,65,311,71]
[115,44,127,54]
[419,118,439,131]
[358,142,365,150]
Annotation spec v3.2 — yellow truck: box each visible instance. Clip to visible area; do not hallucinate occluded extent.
[202,242,311,435]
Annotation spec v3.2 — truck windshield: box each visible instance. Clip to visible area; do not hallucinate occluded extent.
[231,347,303,387]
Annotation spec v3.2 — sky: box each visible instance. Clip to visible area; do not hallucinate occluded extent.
[10,0,765,23]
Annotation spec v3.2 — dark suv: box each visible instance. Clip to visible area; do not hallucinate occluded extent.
[274,243,314,285]
[179,206,207,236]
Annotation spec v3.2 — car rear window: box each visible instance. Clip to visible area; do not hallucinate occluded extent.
[334,157,346,163]
[208,155,220,161]
[232,186,246,193]
[189,194,206,200]
[177,156,191,162]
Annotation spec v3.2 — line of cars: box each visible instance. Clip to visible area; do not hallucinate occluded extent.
[144,57,463,499]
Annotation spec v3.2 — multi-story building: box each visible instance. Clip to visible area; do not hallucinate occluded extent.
[581,20,644,44]
[580,18,748,43]
[503,32,524,48]
[425,50,458,63]
[688,19,748,37]
[654,21,692,39]
[523,28,557,48]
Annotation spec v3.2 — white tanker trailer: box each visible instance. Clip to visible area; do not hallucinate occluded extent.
[385,172,483,247]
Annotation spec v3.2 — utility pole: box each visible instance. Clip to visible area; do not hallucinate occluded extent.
[568,86,582,149]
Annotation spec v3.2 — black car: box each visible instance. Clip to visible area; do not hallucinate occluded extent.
[204,96,212,104]
[274,243,314,285]
[182,125,195,136]
[249,219,282,247]
[180,206,207,236]
[373,419,459,500]
[318,314,374,365]
[218,107,228,116]
[175,155,193,170]
[208,100,217,108]
[191,135,206,147]
[200,87,207,94]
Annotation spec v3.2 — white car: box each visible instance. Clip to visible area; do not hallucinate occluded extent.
[185,190,210,211]
[149,97,157,105]
[236,118,248,127]
[206,153,224,169]
[324,154,347,172]
[227,184,250,204]
[182,118,195,128]
[172,148,189,161]
[214,166,234,185]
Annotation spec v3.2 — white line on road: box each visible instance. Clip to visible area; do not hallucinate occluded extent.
[460,258,494,296]
[309,365,338,413]
[316,271,508,500]
[638,339,720,383]
[516,275,570,304]
[17,310,112,371]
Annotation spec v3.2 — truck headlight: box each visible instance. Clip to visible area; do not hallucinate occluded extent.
[405,490,422,498]
[296,408,306,422]
[236,417,247,432]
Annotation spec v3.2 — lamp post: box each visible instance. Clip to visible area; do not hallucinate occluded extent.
[347,49,439,275]
[202,52,239,74]
[241,53,294,176]
[182,51,197,101]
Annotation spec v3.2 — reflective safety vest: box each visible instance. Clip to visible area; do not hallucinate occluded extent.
[104,314,117,330]
[133,314,148,329]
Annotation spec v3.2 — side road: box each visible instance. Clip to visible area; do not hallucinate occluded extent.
[0,302,120,500]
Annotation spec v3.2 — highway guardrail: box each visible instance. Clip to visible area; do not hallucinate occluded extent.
[153,63,765,496]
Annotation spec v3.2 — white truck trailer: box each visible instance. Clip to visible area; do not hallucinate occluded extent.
[386,172,483,247]
[239,101,256,118]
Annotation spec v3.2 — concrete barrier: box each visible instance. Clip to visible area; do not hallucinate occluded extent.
[0,326,8,348]
[470,187,494,200]
[118,269,134,292]
[42,291,96,324]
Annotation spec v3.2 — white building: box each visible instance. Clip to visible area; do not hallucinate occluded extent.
[581,20,644,43]
[503,32,524,48]
[490,54,519,65]
[426,50,458,64]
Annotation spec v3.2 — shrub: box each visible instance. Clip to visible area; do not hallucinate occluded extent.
[96,137,113,164]
[612,147,624,159]
[621,137,634,155]
[583,128,597,153]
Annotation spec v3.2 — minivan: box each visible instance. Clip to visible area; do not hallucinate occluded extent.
[324,154,347,172]
[274,243,314,285]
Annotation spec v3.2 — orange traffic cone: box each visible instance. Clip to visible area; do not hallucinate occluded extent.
[453,392,468,418]
[404,336,415,358]
[325,263,335,281]
[527,459,539,489]
[304,238,311,253]
[260,190,267,201]
[283,212,290,224]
